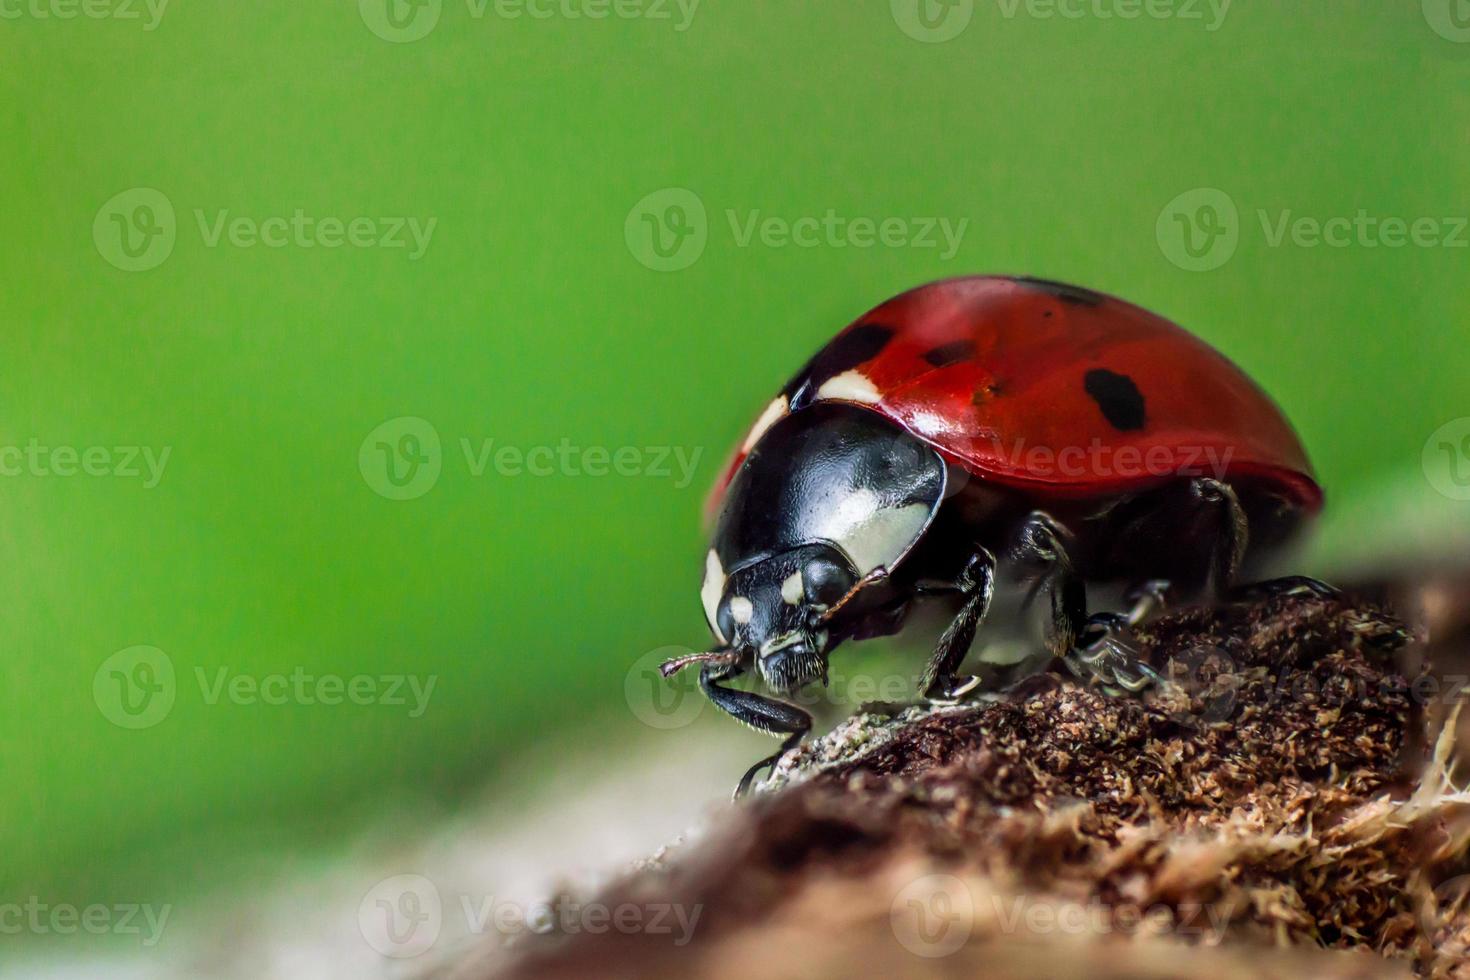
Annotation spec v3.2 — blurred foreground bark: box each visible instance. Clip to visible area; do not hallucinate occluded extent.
[456,576,1470,980]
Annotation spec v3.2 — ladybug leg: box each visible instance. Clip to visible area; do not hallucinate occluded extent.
[698,661,812,799]
[1068,580,1172,692]
[918,548,996,702]
[1191,478,1250,593]
[1011,512,1088,659]
[1122,579,1173,625]
[1010,511,1160,693]
[1189,478,1338,600]
[1228,575,1339,601]
[1066,623,1161,693]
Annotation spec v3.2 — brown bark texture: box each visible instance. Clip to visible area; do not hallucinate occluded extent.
[459,574,1470,980]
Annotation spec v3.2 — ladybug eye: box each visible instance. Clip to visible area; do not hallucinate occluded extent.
[802,556,854,607]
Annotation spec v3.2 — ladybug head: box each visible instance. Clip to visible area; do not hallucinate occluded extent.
[713,545,857,694]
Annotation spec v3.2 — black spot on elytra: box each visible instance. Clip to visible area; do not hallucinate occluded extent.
[1084,368,1146,431]
[1014,276,1105,307]
[922,339,976,368]
[784,322,894,410]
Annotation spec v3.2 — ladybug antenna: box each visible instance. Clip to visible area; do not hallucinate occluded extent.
[816,566,889,625]
[658,648,738,678]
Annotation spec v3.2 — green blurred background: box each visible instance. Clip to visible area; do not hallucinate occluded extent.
[3,0,1468,956]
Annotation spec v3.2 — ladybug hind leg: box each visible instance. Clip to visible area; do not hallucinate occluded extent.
[1192,478,1338,600]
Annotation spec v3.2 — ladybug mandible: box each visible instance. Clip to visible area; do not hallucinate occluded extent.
[662,276,1330,795]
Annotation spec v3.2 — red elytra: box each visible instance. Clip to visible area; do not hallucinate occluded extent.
[708,276,1321,519]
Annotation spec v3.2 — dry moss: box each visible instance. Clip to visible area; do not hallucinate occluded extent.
[467,590,1470,980]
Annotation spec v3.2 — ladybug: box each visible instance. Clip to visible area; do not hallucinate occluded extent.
[662,276,1330,795]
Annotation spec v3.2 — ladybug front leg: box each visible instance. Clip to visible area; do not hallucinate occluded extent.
[698,661,812,798]
[918,548,996,702]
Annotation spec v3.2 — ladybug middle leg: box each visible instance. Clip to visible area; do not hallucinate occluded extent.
[1010,511,1160,693]
[698,660,812,798]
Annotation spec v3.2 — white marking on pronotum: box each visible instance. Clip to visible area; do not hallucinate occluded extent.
[842,502,933,575]
[701,550,727,641]
[728,596,754,625]
[780,570,804,605]
[815,370,882,404]
[741,394,789,453]
[811,486,932,575]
